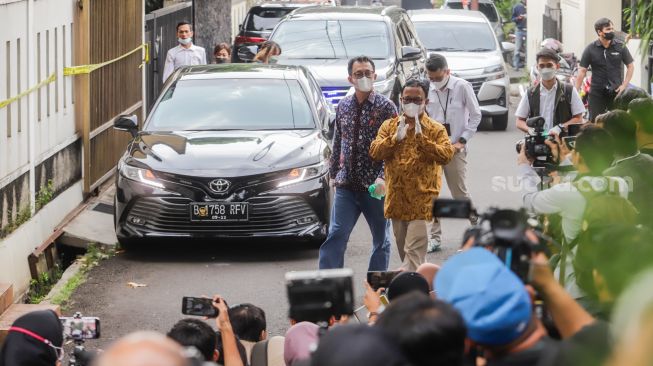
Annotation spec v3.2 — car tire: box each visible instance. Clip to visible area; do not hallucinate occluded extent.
[492,113,509,131]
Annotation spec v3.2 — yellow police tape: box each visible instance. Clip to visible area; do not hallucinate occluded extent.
[0,43,149,110]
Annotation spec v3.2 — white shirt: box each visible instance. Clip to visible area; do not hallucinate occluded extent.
[519,164,630,297]
[162,44,207,81]
[515,81,585,132]
[426,75,482,144]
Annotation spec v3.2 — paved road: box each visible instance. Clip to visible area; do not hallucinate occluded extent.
[67,95,524,349]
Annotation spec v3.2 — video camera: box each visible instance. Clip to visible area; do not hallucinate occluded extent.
[515,116,556,169]
[433,199,549,283]
[285,268,354,324]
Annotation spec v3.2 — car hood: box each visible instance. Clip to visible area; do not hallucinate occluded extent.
[431,51,503,75]
[275,58,393,86]
[126,130,327,177]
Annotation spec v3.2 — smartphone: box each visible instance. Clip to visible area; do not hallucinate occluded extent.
[367,271,401,291]
[379,294,390,306]
[562,136,576,150]
[182,297,219,317]
[60,317,101,339]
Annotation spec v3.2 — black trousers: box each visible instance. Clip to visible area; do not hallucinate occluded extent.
[588,90,615,122]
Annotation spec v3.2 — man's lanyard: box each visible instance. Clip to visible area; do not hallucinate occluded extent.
[435,86,450,125]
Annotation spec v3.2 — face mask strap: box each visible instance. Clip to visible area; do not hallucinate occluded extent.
[9,326,64,361]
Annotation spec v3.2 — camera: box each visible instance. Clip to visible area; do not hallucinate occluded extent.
[433,199,548,283]
[515,116,556,169]
[286,268,354,323]
[60,312,100,366]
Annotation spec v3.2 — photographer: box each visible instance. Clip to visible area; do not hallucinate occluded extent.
[228,303,267,362]
[515,49,584,135]
[518,126,630,294]
[94,331,190,366]
[167,319,218,362]
[0,310,64,366]
[628,97,653,158]
[601,110,653,226]
[575,18,634,121]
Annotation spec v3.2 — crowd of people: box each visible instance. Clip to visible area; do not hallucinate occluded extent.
[2,10,653,366]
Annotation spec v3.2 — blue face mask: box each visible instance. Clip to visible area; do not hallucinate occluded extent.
[178,37,192,46]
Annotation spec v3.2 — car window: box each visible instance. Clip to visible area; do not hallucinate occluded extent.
[445,3,499,23]
[272,20,391,59]
[147,79,315,131]
[306,72,328,122]
[414,21,496,52]
[246,8,294,32]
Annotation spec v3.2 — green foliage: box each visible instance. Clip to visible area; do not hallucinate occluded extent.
[495,0,517,36]
[26,265,63,304]
[0,206,32,238]
[35,179,55,211]
[51,271,85,307]
[626,1,653,60]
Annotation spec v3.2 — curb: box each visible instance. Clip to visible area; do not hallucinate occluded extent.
[41,260,85,306]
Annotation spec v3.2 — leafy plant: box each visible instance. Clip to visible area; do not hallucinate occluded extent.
[0,206,32,238]
[35,179,55,211]
[26,265,63,304]
[626,1,653,58]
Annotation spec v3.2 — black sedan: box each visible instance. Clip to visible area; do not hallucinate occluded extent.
[113,64,334,249]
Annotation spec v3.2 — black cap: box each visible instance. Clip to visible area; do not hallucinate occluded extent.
[386,272,430,302]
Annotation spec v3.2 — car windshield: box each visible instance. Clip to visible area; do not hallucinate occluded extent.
[414,21,496,52]
[147,78,315,131]
[246,8,294,32]
[271,20,391,59]
[445,3,499,22]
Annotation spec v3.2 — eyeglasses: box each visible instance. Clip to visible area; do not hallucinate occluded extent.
[352,71,374,79]
[9,326,65,361]
[401,97,424,104]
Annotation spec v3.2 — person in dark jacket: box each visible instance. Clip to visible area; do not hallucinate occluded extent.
[0,310,64,366]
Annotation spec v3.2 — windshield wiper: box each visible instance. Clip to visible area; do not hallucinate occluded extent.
[428,47,463,51]
[467,48,494,52]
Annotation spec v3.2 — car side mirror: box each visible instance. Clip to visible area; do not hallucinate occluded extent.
[399,46,422,62]
[501,42,515,53]
[114,114,139,138]
[237,45,258,62]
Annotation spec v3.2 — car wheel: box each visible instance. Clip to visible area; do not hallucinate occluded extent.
[492,113,509,131]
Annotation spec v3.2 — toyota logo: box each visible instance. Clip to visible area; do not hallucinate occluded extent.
[208,179,231,193]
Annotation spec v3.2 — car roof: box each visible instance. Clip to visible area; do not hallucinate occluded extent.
[287,5,404,21]
[175,64,310,81]
[409,9,488,23]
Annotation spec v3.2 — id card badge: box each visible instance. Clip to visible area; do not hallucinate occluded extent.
[443,123,452,137]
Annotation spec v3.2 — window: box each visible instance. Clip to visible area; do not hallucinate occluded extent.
[245,8,294,32]
[414,21,496,52]
[445,3,499,23]
[147,78,316,131]
[272,20,391,59]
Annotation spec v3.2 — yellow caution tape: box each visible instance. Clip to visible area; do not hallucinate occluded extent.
[64,43,149,76]
[0,72,56,110]
[0,43,149,110]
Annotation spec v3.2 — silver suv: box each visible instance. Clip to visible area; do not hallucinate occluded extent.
[410,9,510,130]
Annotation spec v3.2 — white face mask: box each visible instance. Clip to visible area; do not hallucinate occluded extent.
[431,76,449,90]
[539,67,557,81]
[403,103,423,119]
[178,37,192,45]
[355,77,374,92]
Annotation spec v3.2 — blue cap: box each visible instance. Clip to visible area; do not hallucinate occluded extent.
[435,248,531,345]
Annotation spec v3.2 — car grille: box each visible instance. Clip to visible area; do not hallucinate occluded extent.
[321,86,350,106]
[127,196,318,234]
[466,77,487,95]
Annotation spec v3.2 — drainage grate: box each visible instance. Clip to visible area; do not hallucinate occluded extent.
[92,202,114,215]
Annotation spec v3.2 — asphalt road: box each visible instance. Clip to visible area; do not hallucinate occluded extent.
[66,95,524,349]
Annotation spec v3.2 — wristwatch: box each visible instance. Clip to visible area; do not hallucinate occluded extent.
[458,137,467,145]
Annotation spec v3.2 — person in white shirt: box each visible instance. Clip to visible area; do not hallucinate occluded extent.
[162,21,207,81]
[425,54,482,252]
[515,48,585,135]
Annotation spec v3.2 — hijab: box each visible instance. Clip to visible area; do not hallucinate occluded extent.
[0,310,63,366]
[284,322,319,366]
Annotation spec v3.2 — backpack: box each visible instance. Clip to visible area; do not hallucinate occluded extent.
[250,336,285,366]
[557,177,638,285]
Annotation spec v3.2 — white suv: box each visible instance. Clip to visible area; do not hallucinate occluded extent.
[410,9,510,130]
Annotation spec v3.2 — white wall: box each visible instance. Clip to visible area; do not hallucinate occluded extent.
[231,0,248,42]
[0,0,77,187]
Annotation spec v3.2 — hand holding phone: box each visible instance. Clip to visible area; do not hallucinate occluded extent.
[182,297,219,318]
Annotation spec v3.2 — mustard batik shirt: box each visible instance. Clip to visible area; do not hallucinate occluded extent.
[369,114,454,221]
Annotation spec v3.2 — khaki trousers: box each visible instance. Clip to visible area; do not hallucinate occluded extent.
[391,219,428,271]
[428,150,473,241]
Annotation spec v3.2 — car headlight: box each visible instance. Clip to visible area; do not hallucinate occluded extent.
[119,161,164,189]
[278,161,328,187]
[374,76,396,95]
[483,64,504,74]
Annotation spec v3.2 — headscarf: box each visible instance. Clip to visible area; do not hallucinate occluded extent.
[284,322,319,366]
[0,310,63,366]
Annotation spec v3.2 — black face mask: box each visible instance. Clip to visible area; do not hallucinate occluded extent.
[215,57,228,64]
[603,32,615,41]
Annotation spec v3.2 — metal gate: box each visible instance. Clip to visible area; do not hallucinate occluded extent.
[543,5,562,41]
[145,2,193,111]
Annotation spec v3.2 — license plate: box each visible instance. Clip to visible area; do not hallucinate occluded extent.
[190,202,249,222]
